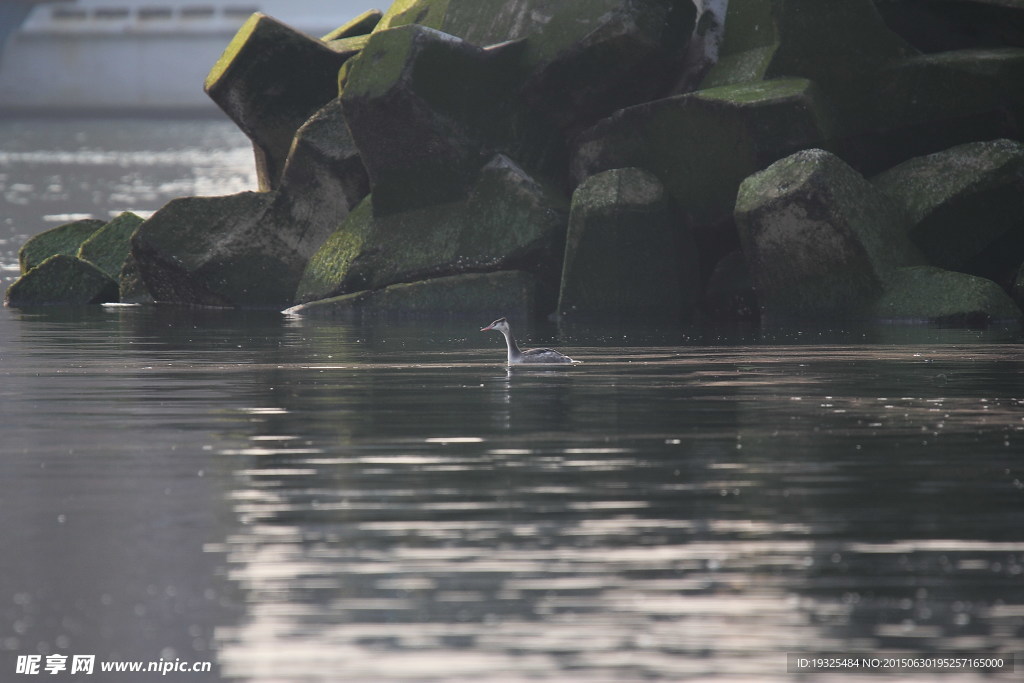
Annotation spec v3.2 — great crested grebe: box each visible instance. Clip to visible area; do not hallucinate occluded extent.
[480,317,575,365]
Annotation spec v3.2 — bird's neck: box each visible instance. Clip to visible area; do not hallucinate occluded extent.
[501,329,522,363]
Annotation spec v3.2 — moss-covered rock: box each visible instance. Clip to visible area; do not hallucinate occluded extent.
[118,254,155,305]
[558,167,696,321]
[572,77,836,232]
[18,218,105,274]
[285,270,536,319]
[871,139,1024,272]
[703,0,913,123]
[296,153,568,307]
[274,97,370,255]
[205,13,352,190]
[872,265,1022,325]
[851,48,1024,171]
[130,191,296,308]
[515,0,697,130]
[322,8,383,41]
[5,254,118,308]
[340,24,495,215]
[77,211,144,279]
[734,148,923,321]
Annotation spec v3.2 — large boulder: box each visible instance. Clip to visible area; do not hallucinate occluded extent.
[205,13,352,190]
[734,148,922,321]
[340,25,494,215]
[875,0,1024,53]
[296,154,568,306]
[850,48,1024,172]
[130,191,291,307]
[871,139,1024,275]
[18,218,104,274]
[572,77,836,233]
[703,0,913,122]
[557,167,697,321]
[872,265,1022,325]
[77,212,144,279]
[273,97,370,253]
[285,271,537,319]
[5,255,118,308]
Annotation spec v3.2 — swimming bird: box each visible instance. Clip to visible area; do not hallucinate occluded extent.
[480,317,575,365]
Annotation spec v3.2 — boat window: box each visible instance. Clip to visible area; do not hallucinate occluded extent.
[94,8,132,20]
[223,6,260,19]
[181,6,216,19]
[52,8,89,20]
[138,7,174,20]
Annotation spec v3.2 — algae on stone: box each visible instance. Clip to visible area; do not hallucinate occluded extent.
[286,271,536,319]
[341,25,495,215]
[704,0,913,124]
[5,254,118,308]
[77,211,144,279]
[872,265,1022,325]
[558,167,696,321]
[322,8,383,41]
[735,148,922,321]
[296,154,568,306]
[573,77,836,232]
[131,191,291,307]
[18,218,105,274]
[205,13,352,190]
[871,138,1024,271]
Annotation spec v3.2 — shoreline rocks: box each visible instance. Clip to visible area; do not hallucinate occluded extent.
[5,0,1024,329]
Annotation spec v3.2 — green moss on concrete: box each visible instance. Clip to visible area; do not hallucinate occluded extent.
[558,167,696,320]
[77,211,144,279]
[321,8,382,41]
[287,271,536,319]
[5,254,118,308]
[871,139,1024,270]
[573,77,836,230]
[873,266,1023,324]
[374,0,449,33]
[296,154,567,306]
[18,218,105,274]
[735,148,923,320]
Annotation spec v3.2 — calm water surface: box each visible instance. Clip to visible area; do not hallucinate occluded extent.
[2,120,1023,681]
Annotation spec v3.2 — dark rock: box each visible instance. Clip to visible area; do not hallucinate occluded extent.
[846,47,1024,172]
[322,8,383,40]
[735,148,923,321]
[704,0,913,123]
[875,0,1024,53]
[5,255,118,308]
[573,77,836,233]
[296,154,568,306]
[77,211,144,279]
[204,13,351,190]
[515,0,697,130]
[1012,261,1024,311]
[118,255,155,305]
[285,270,537,319]
[130,191,293,308]
[340,25,494,215]
[872,265,1022,325]
[275,97,370,251]
[18,218,105,274]
[704,250,758,320]
[871,139,1024,271]
[558,168,697,321]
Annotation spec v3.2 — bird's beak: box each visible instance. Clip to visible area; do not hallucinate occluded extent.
[480,324,494,332]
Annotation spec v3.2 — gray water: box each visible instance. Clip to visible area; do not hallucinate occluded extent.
[2,120,1023,682]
